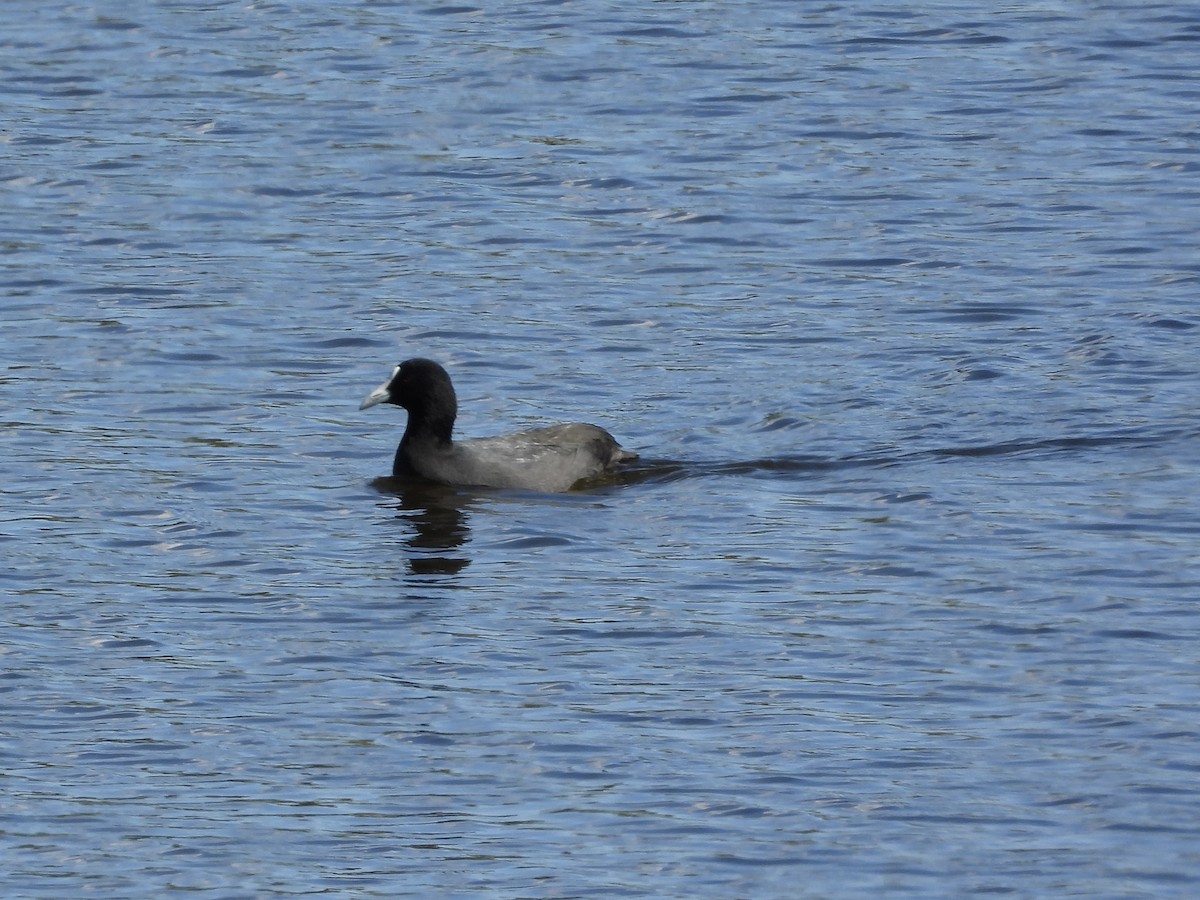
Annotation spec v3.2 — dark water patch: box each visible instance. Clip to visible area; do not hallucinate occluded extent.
[274,654,360,666]
[800,129,912,140]
[874,492,932,504]
[3,277,68,290]
[542,626,707,642]
[213,66,281,79]
[638,264,716,276]
[936,105,1012,117]
[578,205,653,217]
[754,415,806,433]
[809,257,915,268]
[420,5,483,16]
[608,27,705,39]
[1144,316,1196,330]
[915,429,1180,463]
[920,303,1042,323]
[712,853,807,868]
[159,351,225,363]
[248,185,324,198]
[475,235,552,247]
[565,176,640,190]
[141,404,240,416]
[1092,629,1182,641]
[94,637,161,650]
[980,623,1060,636]
[862,564,934,578]
[409,329,512,343]
[840,31,1009,48]
[655,212,737,225]
[1092,38,1157,49]
[588,316,657,327]
[491,534,574,549]
[303,336,389,350]
[693,92,787,105]
[682,235,770,248]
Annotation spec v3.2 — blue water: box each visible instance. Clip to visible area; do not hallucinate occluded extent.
[3,1,1199,896]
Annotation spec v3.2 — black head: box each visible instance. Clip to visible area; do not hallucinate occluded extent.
[360,358,458,441]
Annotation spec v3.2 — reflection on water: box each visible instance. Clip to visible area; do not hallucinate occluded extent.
[372,477,476,575]
[370,461,684,575]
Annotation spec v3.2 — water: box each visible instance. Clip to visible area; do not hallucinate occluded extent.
[3,1,1199,896]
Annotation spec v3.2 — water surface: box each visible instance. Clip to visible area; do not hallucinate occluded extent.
[3,1,1199,896]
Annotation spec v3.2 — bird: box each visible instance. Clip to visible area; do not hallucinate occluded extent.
[360,358,638,492]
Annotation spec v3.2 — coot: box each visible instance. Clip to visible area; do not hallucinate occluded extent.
[360,358,637,492]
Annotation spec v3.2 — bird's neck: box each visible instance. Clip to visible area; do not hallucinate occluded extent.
[403,408,454,447]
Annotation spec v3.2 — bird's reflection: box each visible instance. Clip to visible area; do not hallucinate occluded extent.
[368,460,675,575]
[371,477,476,575]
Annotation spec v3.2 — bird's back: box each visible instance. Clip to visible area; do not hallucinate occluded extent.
[399,423,635,491]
